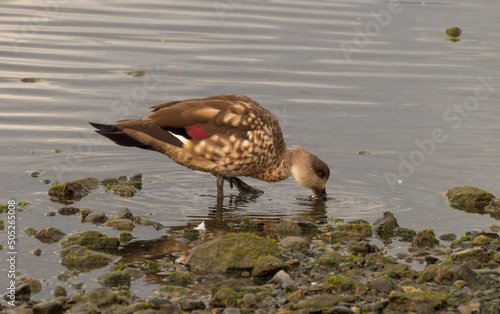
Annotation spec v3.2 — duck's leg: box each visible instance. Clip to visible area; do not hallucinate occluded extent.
[224,177,264,195]
[216,174,224,199]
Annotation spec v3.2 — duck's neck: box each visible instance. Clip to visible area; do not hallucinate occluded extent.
[251,147,295,182]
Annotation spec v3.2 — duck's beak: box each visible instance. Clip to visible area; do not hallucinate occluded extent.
[313,187,327,201]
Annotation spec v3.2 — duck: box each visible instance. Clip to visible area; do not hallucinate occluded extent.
[89,94,330,200]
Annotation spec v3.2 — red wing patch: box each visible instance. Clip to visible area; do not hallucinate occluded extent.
[186,125,210,140]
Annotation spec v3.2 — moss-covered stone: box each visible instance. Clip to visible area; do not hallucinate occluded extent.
[324,275,366,294]
[48,177,100,203]
[446,186,495,213]
[446,26,462,38]
[61,245,115,270]
[186,232,280,273]
[273,220,302,236]
[315,251,342,268]
[85,287,118,307]
[98,270,132,288]
[419,264,454,284]
[34,227,66,244]
[167,271,194,287]
[388,289,450,312]
[61,231,120,250]
[412,229,439,249]
[157,285,192,297]
[210,287,241,308]
[251,255,285,278]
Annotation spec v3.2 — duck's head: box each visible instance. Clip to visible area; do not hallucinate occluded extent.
[290,145,330,200]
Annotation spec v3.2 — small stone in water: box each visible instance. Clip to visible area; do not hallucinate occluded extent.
[446,26,462,38]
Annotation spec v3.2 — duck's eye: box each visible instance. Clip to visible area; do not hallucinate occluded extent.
[318,172,324,178]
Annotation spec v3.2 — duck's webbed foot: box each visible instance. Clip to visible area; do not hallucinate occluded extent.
[224,177,264,195]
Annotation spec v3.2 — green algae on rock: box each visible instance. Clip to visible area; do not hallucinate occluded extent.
[446,186,495,213]
[61,245,115,270]
[446,26,462,38]
[61,230,120,250]
[48,177,100,203]
[186,232,280,273]
[412,228,440,249]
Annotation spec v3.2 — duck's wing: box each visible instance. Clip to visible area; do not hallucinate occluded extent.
[90,94,284,176]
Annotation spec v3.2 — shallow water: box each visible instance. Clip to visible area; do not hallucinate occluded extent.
[1,0,500,299]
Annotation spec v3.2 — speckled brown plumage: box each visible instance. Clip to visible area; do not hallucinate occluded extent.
[90,94,330,199]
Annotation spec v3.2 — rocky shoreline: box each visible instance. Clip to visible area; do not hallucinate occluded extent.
[2,184,500,313]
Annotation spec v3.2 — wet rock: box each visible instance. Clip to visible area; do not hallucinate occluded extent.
[451,247,489,264]
[446,186,495,213]
[61,245,115,270]
[57,206,81,216]
[33,248,43,256]
[296,294,339,310]
[329,305,354,314]
[105,219,134,231]
[347,240,378,254]
[286,289,304,303]
[35,227,66,244]
[472,234,492,245]
[98,270,131,288]
[419,264,454,284]
[387,289,448,312]
[110,207,134,220]
[371,276,393,292]
[280,236,309,251]
[453,264,479,285]
[68,302,101,314]
[485,198,500,219]
[251,256,285,278]
[32,300,62,314]
[446,26,462,38]
[85,287,117,307]
[134,215,156,225]
[412,229,439,249]
[273,220,302,236]
[166,270,194,286]
[315,251,342,268]
[372,211,399,233]
[48,177,100,203]
[186,232,280,273]
[210,288,241,308]
[183,228,201,241]
[268,270,295,289]
[61,231,120,250]
[85,211,107,224]
[53,285,67,297]
[439,233,457,241]
[295,220,319,234]
[324,275,363,294]
[179,298,206,311]
[395,227,417,242]
[361,300,389,313]
[11,283,31,302]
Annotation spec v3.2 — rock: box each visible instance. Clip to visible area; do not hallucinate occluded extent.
[19,277,43,294]
[451,247,489,264]
[48,177,100,203]
[439,233,457,241]
[280,236,309,251]
[251,256,285,278]
[286,289,304,303]
[268,270,295,289]
[85,211,107,223]
[412,229,439,249]
[34,227,66,244]
[61,231,120,250]
[371,276,393,292]
[12,283,31,302]
[61,245,115,270]
[329,305,354,314]
[472,235,491,245]
[296,294,339,310]
[98,270,131,288]
[372,211,399,233]
[395,227,417,241]
[134,215,156,225]
[167,271,194,286]
[110,207,134,220]
[186,232,280,273]
[210,288,241,308]
[347,240,378,254]
[387,290,448,312]
[273,220,302,236]
[485,198,500,219]
[85,288,117,307]
[179,298,206,311]
[104,219,134,231]
[58,207,81,215]
[453,264,479,285]
[32,300,62,314]
[324,275,361,293]
[53,285,67,297]
[458,305,473,314]
[68,302,101,314]
[446,186,495,213]
[315,251,342,267]
[419,264,454,284]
